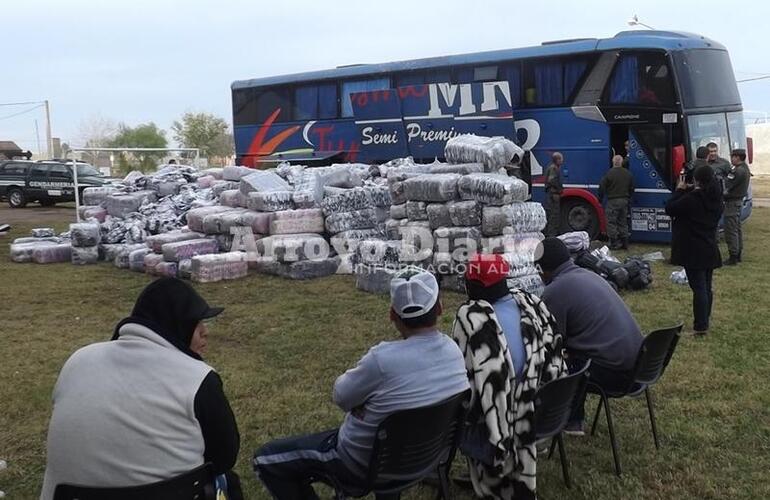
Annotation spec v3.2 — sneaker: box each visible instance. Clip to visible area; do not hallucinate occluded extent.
[563,421,585,436]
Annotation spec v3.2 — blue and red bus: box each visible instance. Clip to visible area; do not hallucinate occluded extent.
[231,30,752,242]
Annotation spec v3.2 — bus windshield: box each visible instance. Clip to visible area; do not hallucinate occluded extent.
[673,49,741,109]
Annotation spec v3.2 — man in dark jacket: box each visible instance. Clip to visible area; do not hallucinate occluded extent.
[537,238,643,434]
[544,152,564,237]
[723,149,751,265]
[599,155,635,249]
[665,166,723,335]
[685,146,710,184]
[41,278,241,499]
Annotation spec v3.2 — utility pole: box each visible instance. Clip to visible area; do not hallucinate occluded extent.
[44,100,53,159]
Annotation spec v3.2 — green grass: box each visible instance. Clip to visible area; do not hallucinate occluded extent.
[752,174,770,198]
[1,209,769,499]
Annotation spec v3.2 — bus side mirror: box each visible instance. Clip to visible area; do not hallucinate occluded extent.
[671,144,685,181]
[747,137,754,164]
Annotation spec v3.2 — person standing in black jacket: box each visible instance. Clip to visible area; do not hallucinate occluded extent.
[665,165,723,336]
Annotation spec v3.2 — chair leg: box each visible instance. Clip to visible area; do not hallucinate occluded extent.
[591,395,605,436]
[603,396,622,476]
[435,464,452,500]
[556,433,571,489]
[645,387,660,449]
[547,436,557,460]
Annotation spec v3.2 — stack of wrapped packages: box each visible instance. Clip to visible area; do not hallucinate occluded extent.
[9,228,71,264]
[70,223,101,265]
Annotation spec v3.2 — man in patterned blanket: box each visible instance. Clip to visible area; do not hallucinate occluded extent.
[453,253,567,500]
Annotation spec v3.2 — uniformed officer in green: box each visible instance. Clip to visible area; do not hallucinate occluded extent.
[707,142,731,190]
[598,155,635,249]
[723,148,751,265]
[544,152,564,236]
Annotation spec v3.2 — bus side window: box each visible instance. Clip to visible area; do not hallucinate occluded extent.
[294,83,338,120]
[606,52,675,106]
[340,78,390,118]
[396,73,423,87]
[523,58,564,106]
[473,66,498,81]
[424,69,451,84]
[455,67,473,84]
[563,56,589,102]
[256,88,292,123]
[501,63,521,107]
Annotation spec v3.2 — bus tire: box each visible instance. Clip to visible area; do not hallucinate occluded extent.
[8,188,27,208]
[561,197,599,239]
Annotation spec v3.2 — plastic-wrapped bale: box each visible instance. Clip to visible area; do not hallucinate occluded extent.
[98,243,124,262]
[177,259,193,279]
[12,236,60,245]
[276,163,306,184]
[387,171,424,205]
[402,174,460,202]
[200,167,224,180]
[458,174,528,206]
[355,266,398,294]
[154,261,179,278]
[32,243,72,264]
[481,232,544,257]
[444,135,523,170]
[10,241,58,263]
[481,202,547,236]
[426,204,452,229]
[406,201,428,221]
[191,253,248,283]
[106,191,158,218]
[143,253,165,274]
[390,203,407,220]
[82,186,117,206]
[219,189,246,208]
[70,223,101,247]
[162,238,220,262]
[385,219,432,245]
[336,253,357,275]
[254,233,328,263]
[78,205,108,223]
[330,229,384,256]
[185,206,233,233]
[428,162,485,175]
[321,187,372,216]
[128,248,153,272]
[356,240,402,267]
[31,228,55,238]
[222,166,253,181]
[269,209,325,235]
[156,181,186,197]
[239,170,291,195]
[325,209,378,234]
[448,201,482,227]
[434,226,482,255]
[212,234,233,252]
[235,211,273,235]
[319,165,365,188]
[276,257,340,280]
[71,246,99,265]
[197,176,215,188]
[202,209,247,235]
[292,171,323,209]
[212,180,241,197]
[508,274,545,296]
[115,243,150,269]
[146,230,206,253]
[247,191,294,212]
[364,184,392,208]
[558,231,591,253]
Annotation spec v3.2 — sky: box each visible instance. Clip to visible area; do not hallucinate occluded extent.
[3,0,769,154]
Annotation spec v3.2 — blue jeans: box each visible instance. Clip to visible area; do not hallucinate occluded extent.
[684,267,714,331]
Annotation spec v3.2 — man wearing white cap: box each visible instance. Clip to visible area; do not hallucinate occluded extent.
[253,267,469,499]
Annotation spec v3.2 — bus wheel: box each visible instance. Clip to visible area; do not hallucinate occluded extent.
[561,198,599,239]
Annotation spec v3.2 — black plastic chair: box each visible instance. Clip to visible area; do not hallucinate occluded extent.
[587,323,683,476]
[53,463,216,500]
[332,389,470,500]
[534,360,591,489]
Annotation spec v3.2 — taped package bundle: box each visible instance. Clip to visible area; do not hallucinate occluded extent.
[236,211,273,235]
[82,186,117,206]
[162,238,219,262]
[481,203,547,236]
[291,171,323,209]
[457,174,528,206]
[330,229,385,255]
[146,230,205,253]
[78,205,108,223]
[321,187,372,216]
[254,233,328,264]
[364,184,392,208]
[99,244,124,263]
[211,180,240,196]
[219,189,247,208]
[128,247,153,272]
[191,253,248,283]
[406,201,428,221]
[355,266,398,294]
[185,206,232,233]
[355,240,402,267]
[143,253,165,274]
[390,203,407,220]
[319,164,365,188]
[239,170,291,195]
[558,231,591,253]
[32,243,72,264]
[178,259,193,280]
[197,176,215,188]
[254,257,340,280]
[444,134,523,170]
[31,228,56,238]
[448,200,482,227]
[402,174,460,202]
[247,191,294,212]
[433,226,482,254]
[222,166,253,181]
[482,232,544,256]
[71,246,99,266]
[202,209,247,235]
[69,223,101,247]
[154,261,179,278]
[269,209,325,235]
[428,162,485,175]
[200,168,225,180]
[387,171,424,205]
[10,240,58,263]
[426,204,451,229]
[508,274,545,296]
[325,208,378,234]
[115,244,151,269]
[105,191,157,218]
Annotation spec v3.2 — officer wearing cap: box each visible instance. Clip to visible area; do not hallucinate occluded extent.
[41,278,240,499]
[253,268,468,498]
[723,148,751,265]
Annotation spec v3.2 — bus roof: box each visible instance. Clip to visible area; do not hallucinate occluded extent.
[232,30,725,90]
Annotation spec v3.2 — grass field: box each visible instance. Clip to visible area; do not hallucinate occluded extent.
[1,206,769,499]
[752,174,770,198]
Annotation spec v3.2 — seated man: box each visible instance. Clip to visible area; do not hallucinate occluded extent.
[253,268,469,499]
[537,238,644,435]
[41,278,241,499]
[453,253,566,500]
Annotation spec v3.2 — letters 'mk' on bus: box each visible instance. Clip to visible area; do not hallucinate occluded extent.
[231,30,752,242]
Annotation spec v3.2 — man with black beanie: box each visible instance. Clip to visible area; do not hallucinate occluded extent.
[41,278,241,499]
[537,238,643,435]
